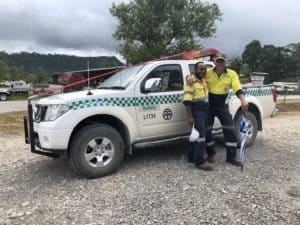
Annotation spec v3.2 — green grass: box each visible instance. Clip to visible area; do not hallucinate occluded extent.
[8,94,28,101]
[0,111,27,134]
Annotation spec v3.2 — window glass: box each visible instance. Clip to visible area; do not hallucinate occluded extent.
[98,65,144,89]
[143,64,183,92]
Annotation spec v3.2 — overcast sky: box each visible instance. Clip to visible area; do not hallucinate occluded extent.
[0,0,299,59]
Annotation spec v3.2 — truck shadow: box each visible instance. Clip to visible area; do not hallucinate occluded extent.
[126,142,188,163]
[122,137,226,167]
[119,138,226,174]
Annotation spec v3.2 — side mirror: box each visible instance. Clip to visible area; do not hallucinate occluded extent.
[144,78,161,93]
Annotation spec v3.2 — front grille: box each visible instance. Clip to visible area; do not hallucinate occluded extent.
[34,105,47,122]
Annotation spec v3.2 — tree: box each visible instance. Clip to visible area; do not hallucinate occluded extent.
[241,40,291,83]
[286,42,300,75]
[27,74,38,84]
[240,63,251,76]
[242,40,263,71]
[239,63,251,83]
[0,51,6,61]
[229,57,242,74]
[34,67,48,83]
[0,60,9,82]
[110,0,222,64]
[5,52,123,74]
[9,64,24,81]
[259,45,289,83]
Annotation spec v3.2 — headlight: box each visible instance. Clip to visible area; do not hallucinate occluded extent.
[44,104,69,121]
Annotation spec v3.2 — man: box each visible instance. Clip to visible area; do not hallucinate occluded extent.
[187,53,248,166]
[183,62,213,171]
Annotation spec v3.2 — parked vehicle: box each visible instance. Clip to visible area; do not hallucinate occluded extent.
[0,87,10,101]
[10,80,30,93]
[272,81,300,94]
[24,59,278,178]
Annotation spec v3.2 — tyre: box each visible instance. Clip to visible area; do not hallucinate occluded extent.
[234,111,258,147]
[69,124,124,179]
[0,93,8,101]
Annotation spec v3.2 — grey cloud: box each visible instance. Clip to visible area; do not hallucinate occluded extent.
[0,0,299,57]
[0,0,123,53]
[203,0,300,56]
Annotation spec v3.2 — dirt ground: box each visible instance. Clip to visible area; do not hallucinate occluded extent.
[0,110,299,224]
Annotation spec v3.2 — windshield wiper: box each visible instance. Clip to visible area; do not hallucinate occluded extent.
[98,86,125,90]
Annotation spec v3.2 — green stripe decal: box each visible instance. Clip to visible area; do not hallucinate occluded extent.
[69,94,182,110]
[69,88,272,110]
[228,88,272,97]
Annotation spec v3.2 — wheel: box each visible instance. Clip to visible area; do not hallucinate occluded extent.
[69,124,124,179]
[0,93,8,101]
[234,111,258,147]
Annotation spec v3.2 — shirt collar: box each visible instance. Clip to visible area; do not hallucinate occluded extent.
[192,74,204,81]
[213,67,228,73]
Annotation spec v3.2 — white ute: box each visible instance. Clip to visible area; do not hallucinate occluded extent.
[24,60,278,178]
[0,87,10,101]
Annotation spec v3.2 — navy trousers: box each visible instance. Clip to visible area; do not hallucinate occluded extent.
[188,106,208,165]
[205,105,237,160]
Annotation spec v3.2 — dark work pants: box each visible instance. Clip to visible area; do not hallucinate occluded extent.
[206,104,237,160]
[188,106,208,165]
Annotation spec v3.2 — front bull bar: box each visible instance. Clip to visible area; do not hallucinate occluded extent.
[24,96,61,158]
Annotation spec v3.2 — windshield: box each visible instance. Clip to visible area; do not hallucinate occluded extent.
[97,65,144,89]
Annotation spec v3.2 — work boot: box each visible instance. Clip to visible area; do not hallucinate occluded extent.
[226,159,241,166]
[195,162,213,171]
[206,155,216,163]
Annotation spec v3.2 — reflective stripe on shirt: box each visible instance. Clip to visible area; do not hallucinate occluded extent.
[183,74,208,103]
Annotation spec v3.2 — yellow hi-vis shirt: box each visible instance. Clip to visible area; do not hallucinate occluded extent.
[205,68,242,95]
[183,74,208,103]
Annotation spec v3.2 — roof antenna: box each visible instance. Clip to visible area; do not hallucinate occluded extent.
[86,60,93,95]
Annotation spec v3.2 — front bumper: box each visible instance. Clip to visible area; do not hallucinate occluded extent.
[24,100,67,158]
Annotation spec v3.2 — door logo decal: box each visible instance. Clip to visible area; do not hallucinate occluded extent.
[163,108,172,120]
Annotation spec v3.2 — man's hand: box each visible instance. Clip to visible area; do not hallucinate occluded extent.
[188,116,194,125]
[238,94,248,112]
[241,98,249,112]
[185,75,193,86]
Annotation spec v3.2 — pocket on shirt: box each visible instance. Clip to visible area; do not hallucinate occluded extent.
[194,85,205,94]
[220,78,231,91]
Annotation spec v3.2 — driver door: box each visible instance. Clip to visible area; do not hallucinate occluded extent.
[135,64,190,139]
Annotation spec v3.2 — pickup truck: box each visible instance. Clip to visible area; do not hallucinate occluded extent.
[0,87,11,101]
[24,60,278,178]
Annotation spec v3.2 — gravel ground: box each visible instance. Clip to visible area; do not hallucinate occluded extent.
[0,113,299,225]
[0,101,28,114]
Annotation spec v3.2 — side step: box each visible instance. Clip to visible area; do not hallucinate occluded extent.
[133,128,224,149]
[133,136,189,149]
